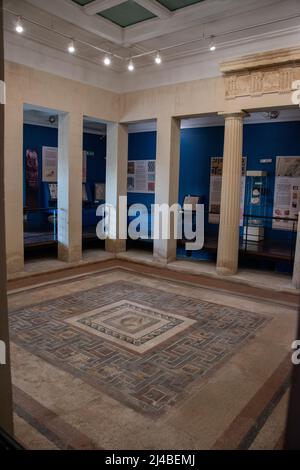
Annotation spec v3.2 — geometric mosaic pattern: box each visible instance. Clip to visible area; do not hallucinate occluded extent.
[65,300,196,353]
[9,280,269,414]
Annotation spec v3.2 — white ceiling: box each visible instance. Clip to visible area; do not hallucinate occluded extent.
[3,0,300,92]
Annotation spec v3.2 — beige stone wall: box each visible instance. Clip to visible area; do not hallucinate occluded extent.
[120,72,296,122]
[120,49,300,122]
[5,62,120,121]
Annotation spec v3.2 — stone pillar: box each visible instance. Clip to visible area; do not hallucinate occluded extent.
[0,0,14,434]
[217,112,244,275]
[57,112,83,263]
[292,215,300,288]
[105,122,128,253]
[153,116,181,263]
[4,102,24,274]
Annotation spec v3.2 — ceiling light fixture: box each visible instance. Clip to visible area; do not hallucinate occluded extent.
[7,7,300,71]
[209,36,216,52]
[103,54,111,66]
[68,40,76,54]
[128,59,135,72]
[15,16,24,34]
[155,52,162,65]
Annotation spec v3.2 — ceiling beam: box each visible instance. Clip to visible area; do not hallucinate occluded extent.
[25,0,123,44]
[124,0,283,45]
[134,0,172,19]
[83,0,126,16]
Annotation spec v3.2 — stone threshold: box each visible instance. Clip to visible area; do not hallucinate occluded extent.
[6,250,300,308]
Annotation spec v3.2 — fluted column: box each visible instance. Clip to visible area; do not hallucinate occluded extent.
[217,112,244,275]
[292,215,300,288]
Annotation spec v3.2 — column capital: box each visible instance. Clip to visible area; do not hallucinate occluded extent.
[218,111,245,120]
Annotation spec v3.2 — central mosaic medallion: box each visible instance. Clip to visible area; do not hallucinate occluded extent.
[66,300,196,353]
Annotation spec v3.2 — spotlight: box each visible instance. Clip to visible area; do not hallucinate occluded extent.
[155,52,162,65]
[49,116,56,125]
[209,37,216,52]
[68,40,76,54]
[128,59,135,72]
[16,17,24,34]
[103,55,111,66]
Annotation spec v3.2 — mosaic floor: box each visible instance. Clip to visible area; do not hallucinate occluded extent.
[9,280,268,415]
[8,266,298,449]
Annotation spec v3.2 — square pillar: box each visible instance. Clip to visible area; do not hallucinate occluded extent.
[4,102,24,274]
[0,0,13,434]
[57,113,83,263]
[105,122,128,253]
[153,116,181,263]
[217,112,244,275]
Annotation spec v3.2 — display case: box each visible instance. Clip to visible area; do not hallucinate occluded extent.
[243,171,268,242]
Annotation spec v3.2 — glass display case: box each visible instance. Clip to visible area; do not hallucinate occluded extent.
[243,171,268,242]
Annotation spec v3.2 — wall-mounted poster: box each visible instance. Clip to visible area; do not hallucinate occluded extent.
[127,160,156,193]
[209,157,247,226]
[272,157,300,230]
[94,183,105,201]
[42,146,57,182]
[42,147,88,183]
[25,149,39,209]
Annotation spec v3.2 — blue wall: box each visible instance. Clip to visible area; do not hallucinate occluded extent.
[128,122,300,240]
[23,124,106,206]
[24,121,300,237]
[23,124,58,207]
[83,133,106,193]
[128,131,156,208]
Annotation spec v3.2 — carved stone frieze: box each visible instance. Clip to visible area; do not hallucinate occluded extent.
[220,47,300,100]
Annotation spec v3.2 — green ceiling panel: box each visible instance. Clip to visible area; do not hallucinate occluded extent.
[157,0,205,12]
[99,1,156,28]
[72,0,94,6]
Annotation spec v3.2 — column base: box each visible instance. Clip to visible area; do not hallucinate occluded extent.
[7,254,24,275]
[105,239,126,254]
[58,244,82,263]
[216,266,237,276]
[153,253,176,265]
[153,239,177,265]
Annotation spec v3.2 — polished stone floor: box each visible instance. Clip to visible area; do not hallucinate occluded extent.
[8,266,298,449]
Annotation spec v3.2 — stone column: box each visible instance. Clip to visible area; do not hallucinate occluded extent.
[217,112,244,275]
[57,112,83,263]
[0,0,14,434]
[153,116,181,263]
[105,122,128,253]
[292,215,300,288]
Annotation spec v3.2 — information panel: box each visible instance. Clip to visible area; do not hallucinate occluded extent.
[42,147,87,183]
[127,160,156,194]
[42,146,57,182]
[273,157,300,230]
